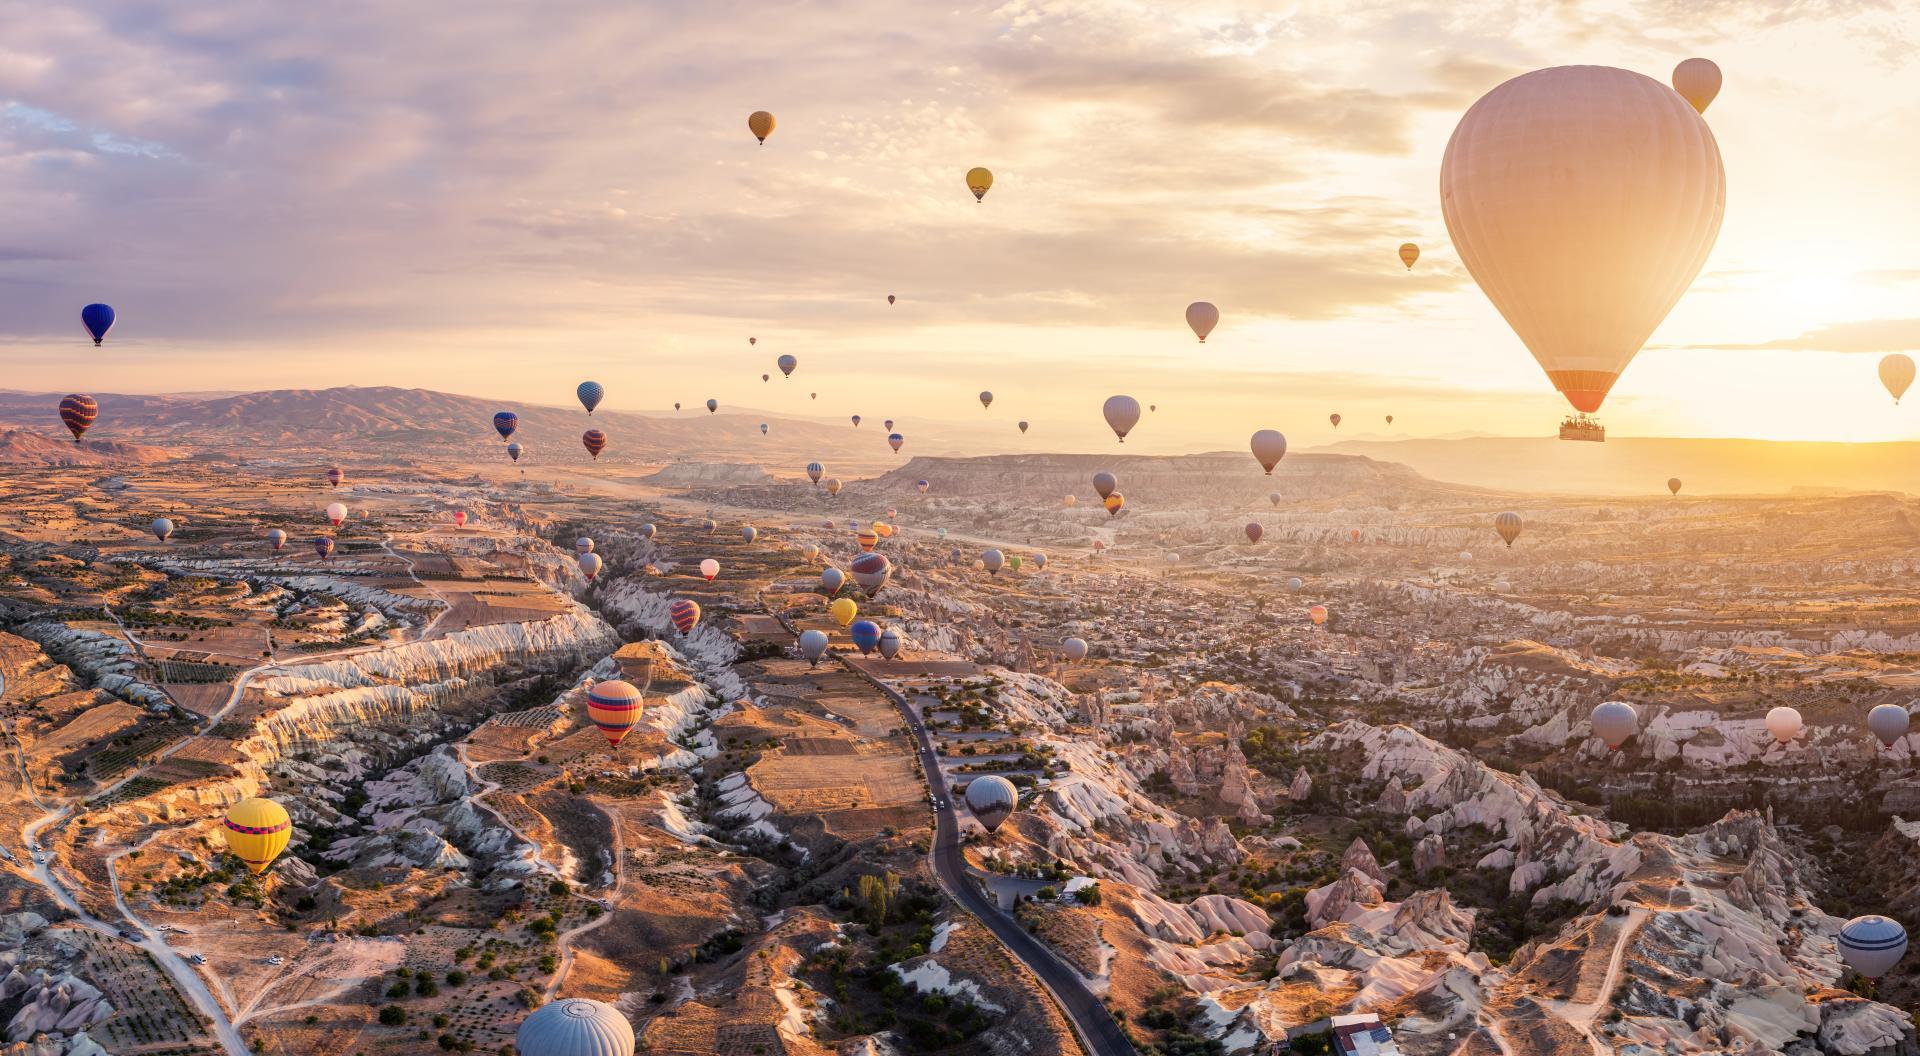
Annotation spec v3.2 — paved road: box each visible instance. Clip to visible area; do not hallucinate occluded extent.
[844,662,1136,1056]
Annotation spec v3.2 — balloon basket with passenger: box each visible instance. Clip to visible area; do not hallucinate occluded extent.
[1558,414,1605,443]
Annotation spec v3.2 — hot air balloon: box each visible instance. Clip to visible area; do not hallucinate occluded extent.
[1017,420,1029,435]
[825,478,843,496]
[850,415,861,427]
[326,467,344,488]
[749,337,757,346]
[674,402,681,411]
[888,432,904,453]
[1064,495,1077,508]
[578,553,603,582]
[1245,522,1263,544]
[266,529,287,551]
[883,419,895,431]
[1104,494,1125,517]
[1061,637,1088,662]
[965,166,993,202]
[639,523,656,540]
[1031,552,1048,571]
[748,110,776,144]
[849,619,881,655]
[1494,512,1522,547]
[964,775,1017,832]
[58,394,97,443]
[577,537,595,555]
[516,998,635,1056]
[1286,577,1304,593]
[493,411,518,440]
[585,678,644,746]
[452,510,468,528]
[798,629,831,666]
[916,479,930,494]
[887,294,896,305]
[982,549,1005,575]
[856,529,878,553]
[323,502,347,527]
[807,462,824,485]
[1764,706,1802,745]
[978,391,993,410]
[150,517,174,541]
[760,423,769,435]
[699,559,720,582]
[1092,471,1117,499]
[1590,701,1639,750]
[1350,529,1362,544]
[706,398,718,413]
[830,597,857,627]
[1880,354,1914,404]
[1309,604,1328,626]
[1103,396,1141,442]
[1185,301,1219,343]
[582,429,607,459]
[577,381,604,414]
[81,303,114,346]
[1839,916,1909,979]
[777,354,797,377]
[1329,413,1342,429]
[1386,415,1395,425]
[1869,703,1911,748]
[878,626,903,660]
[1268,492,1282,508]
[1441,66,1725,423]
[507,442,523,463]
[801,544,819,562]
[761,374,769,383]
[222,797,291,875]
[1667,478,1682,496]
[1008,554,1023,573]
[1251,430,1287,474]
[670,598,701,634]
[1398,243,1419,270]
[821,566,846,594]
[313,536,334,560]
[1671,58,1722,114]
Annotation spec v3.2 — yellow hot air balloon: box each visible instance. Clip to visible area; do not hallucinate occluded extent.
[830,597,858,627]
[748,111,776,144]
[222,797,292,876]
[1103,493,1125,517]
[1441,66,1725,421]
[1398,243,1419,270]
[966,167,993,202]
[1880,354,1915,404]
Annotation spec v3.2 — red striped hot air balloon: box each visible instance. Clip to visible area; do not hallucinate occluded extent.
[669,598,701,635]
[58,394,97,444]
[585,678,645,747]
[582,429,607,459]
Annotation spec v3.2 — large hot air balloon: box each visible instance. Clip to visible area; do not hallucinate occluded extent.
[266,529,287,551]
[1869,703,1911,749]
[516,998,635,1056]
[748,110,776,144]
[81,303,115,346]
[1398,243,1419,270]
[799,629,831,666]
[706,398,718,414]
[312,536,334,560]
[965,167,993,202]
[507,442,524,463]
[849,619,881,655]
[829,597,857,627]
[585,678,644,746]
[1590,701,1639,750]
[825,478,843,496]
[982,549,1004,575]
[878,626,903,660]
[578,552,603,582]
[326,467,344,488]
[1840,916,1908,979]
[978,391,993,410]
[699,558,720,582]
[1667,477,1682,496]
[670,598,701,634]
[1880,354,1915,404]
[493,411,518,440]
[1093,471,1117,499]
[582,429,607,459]
[887,432,904,453]
[964,775,1017,832]
[1764,706,1802,745]
[1671,58,1721,114]
[1061,637,1088,662]
[856,529,878,552]
[222,798,291,875]
[1309,604,1328,626]
[1103,396,1141,442]
[58,394,98,444]
[1441,66,1725,420]
[325,502,347,527]
[1185,302,1219,343]
[1494,512,1522,547]
[777,354,797,378]
[577,537,595,555]
[851,552,891,596]
[1103,494,1125,517]
[821,566,846,594]
[1251,430,1287,474]
[807,462,824,485]
[577,381,604,415]
[1245,522,1263,544]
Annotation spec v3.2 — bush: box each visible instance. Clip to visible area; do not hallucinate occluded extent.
[378,1006,407,1026]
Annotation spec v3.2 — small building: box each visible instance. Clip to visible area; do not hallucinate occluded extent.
[1332,1014,1399,1056]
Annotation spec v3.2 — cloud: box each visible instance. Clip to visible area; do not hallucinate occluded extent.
[1685,318,1920,353]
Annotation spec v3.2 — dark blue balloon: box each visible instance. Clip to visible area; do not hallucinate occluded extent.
[493,411,518,440]
[81,304,114,346]
[848,619,881,656]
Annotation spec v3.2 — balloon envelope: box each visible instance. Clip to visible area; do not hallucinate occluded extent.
[1495,512,1523,547]
[699,558,720,581]
[1061,637,1088,662]
[516,998,635,1056]
[1250,430,1287,474]
[822,567,846,594]
[506,442,523,462]
[1764,706,1802,744]
[1869,703,1911,748]
[966,166,993,201]
[850,552,891,595]
[1667,477,1682,496]
[981,549,1005,574]
[1185,301,1219,342]
[1103,395,1142,442]
[849,619,881,655]
[799,629,830,665]
[1245,522,1263,544]
[222,797,291,875]
[266,529,287,551]
[326,502,347,526]
[577,552,603,581]
[585,679,643,746]
[979,391,993,409]
[778,354,797,377]
[1092,472,1117,499]
[582,429,607,458]
[1881,354,1915,403]
[669,598,701,634]
[878,626,903,660]
[830,597,857,626]
[58,394,97,443]
[81,303,114,345]
[964,775,1017,832]
[1671,58,1722,113]
[1839,915,1908,979]
[577,381,604,414]
[748,110,776,143]
[1590,701,1639,749]
[493,411,518,440]
[1398,243,1419,270]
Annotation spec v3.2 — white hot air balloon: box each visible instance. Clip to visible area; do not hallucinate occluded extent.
[1185,301,1219,343]
[1061,636,1088,662]
[577,552,603,582]
[981,549,1005,575]
[516,998,635,1056]
[1880,354,1915,404]
[1590,701,1639,750]
[1839,915,1908,979]
[1250,430,1287,475]
[798,629,830,666]
[1441,66,1725,424]
[1764,706,1802,745]
[699,558,720,582]
[324,502,348,527]
[1102,395,1142,442]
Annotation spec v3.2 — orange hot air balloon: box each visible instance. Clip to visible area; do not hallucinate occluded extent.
[582,429,607,459]
[1103,493,1125,517]
[857,530,879,552]
[1398,243,1419,270]
[1350,529,1361,543]
[1309,604,1328,626]
[585,678,645,747]
[748,111,776,144]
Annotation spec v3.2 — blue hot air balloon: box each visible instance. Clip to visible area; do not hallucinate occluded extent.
[493,411,518,440]
[849,619,881,656]
[81,304,115,346]
[577,381,605,415]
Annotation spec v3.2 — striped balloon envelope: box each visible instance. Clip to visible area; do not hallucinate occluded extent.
[585,679,644,747]
[58,394,97,443]
[582,429,607,459]
[848,619,881,655]
[670,598,701,635]
[1839,915,1909,979]
[492,411,518,440]
[856,530,879,552]
[222,797,291,875]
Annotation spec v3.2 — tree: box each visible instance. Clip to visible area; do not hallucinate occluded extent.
[378,1006,407,1026]
[857,872,900,930]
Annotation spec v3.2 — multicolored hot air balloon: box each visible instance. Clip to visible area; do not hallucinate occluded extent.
[888,432,904,453]
[807,462,824,485]
[638,523,656,540]
[1104,494,1125,517]
[222,797,291,875]
[1308,604,1329,627]
[748,110,775,144]
[965,775,1017,832]
[578,552,603,582]
[81,303,114,346]
[829,597,857,627]
[586,678,645,747]
[58,394,97,443]
[1441,66,1725,420]
[778,354,797,377]
[1671,58,1722,114]
[1245,522,1263,544]
[313,536,334,560]
[966,167,993,202]
[878,626,903,660]
[1185,301,1219,343]
[266,529,287,551]
[670,598,701,634]
[493,411,518,440]
[325,502,347,527]
[577,381,604,415]
[1881,355,1914,404]
[1251,430,1287,474]
[851,552,891,596]
[799,629,830,666]
[326,467,344,488]
[582,429,607,459]
[849,619,881,655]
[1103,396,1141,442]
[856,529,878,552]
[1494,512,1522,547]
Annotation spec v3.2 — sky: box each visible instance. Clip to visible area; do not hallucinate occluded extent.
[1,0,1918,452]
